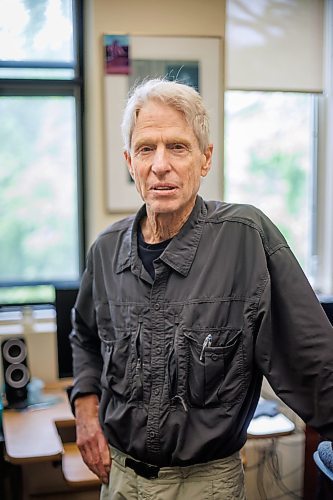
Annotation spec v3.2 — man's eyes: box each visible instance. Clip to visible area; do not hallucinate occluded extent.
[168,143,188,151]
[136,145,154,154]
[135,143,189,155]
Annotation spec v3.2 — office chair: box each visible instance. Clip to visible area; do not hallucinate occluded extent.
[313,441,333,499]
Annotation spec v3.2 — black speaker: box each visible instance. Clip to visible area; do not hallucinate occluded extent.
[1,337,30,408]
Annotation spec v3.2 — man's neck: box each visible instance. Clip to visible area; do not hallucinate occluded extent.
[141,203,194,244]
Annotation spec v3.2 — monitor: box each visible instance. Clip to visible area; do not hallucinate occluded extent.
[55,287,79,379]
[319,295,333,326]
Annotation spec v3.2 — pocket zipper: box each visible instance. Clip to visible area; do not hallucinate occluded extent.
[135,317,143,399]
[169,315,188,412]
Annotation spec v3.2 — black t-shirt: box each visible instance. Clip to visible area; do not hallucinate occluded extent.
[137,225,171,279]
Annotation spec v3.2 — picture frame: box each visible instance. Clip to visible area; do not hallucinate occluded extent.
[104,34,130,75]
[103,35,223,213]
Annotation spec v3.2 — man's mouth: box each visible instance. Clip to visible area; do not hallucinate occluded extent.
[151,184,177,191]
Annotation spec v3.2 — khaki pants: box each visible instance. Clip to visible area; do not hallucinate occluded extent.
[100,447,246,500]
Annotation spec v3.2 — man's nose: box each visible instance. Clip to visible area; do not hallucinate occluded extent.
[151,146,170,174]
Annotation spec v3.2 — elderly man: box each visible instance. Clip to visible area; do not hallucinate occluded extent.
[70,79,333,499]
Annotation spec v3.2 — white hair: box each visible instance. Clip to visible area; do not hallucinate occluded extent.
[121,78,210,153]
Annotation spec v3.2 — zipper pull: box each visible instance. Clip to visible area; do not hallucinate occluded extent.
[200,333,212,361]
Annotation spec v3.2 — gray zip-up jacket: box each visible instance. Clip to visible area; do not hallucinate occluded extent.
[70,196,333,467]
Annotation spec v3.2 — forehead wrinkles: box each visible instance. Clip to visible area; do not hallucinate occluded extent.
[131,128,196,154]
[130,101,201,153]
[132,113,196,147]
[135,102,187,130]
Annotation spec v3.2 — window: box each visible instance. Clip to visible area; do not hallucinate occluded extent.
[224,91,316,277]
[0,0,84,305]
[225,0,333,295]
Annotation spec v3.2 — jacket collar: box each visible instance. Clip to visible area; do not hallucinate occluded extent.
[116,196,207,278]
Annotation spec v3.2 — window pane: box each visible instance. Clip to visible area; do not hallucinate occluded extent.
[0,96,80,283]
[224,91,314,272]
[0,285,55,305]
[0,0,74,76]
[0,66,74,79]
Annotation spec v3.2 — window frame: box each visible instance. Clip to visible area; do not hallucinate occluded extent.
[0,0,85,297]
[311,0,333,296]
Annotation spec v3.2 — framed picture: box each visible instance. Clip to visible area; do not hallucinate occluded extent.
[104,34,130,75]
[104,35,223,212]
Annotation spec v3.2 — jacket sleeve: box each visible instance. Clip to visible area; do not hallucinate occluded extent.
[69,246,103,406]
[255,245,333,439]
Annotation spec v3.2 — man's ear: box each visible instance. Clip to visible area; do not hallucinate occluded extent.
[201,144,213,178]
[124,151,134,180]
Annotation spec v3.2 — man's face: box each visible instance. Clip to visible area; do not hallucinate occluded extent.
[125,100,212,218]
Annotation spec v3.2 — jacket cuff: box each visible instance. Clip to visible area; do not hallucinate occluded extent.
[67,382,101,415]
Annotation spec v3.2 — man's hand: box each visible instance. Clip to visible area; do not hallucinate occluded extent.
[74,394,111,484]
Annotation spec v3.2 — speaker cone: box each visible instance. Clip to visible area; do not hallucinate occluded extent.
[2,338,27,364]
[5,363,30,388]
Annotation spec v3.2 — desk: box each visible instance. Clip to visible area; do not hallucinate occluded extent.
[3,381,74,465]
[2,381,100,499]
[4,391,295,461]
[247,412,295,438]
[3,388,298,499]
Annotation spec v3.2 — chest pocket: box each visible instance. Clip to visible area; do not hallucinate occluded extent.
[96,304,143,401]
[100,334,132,397]
[183,327,245,407]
